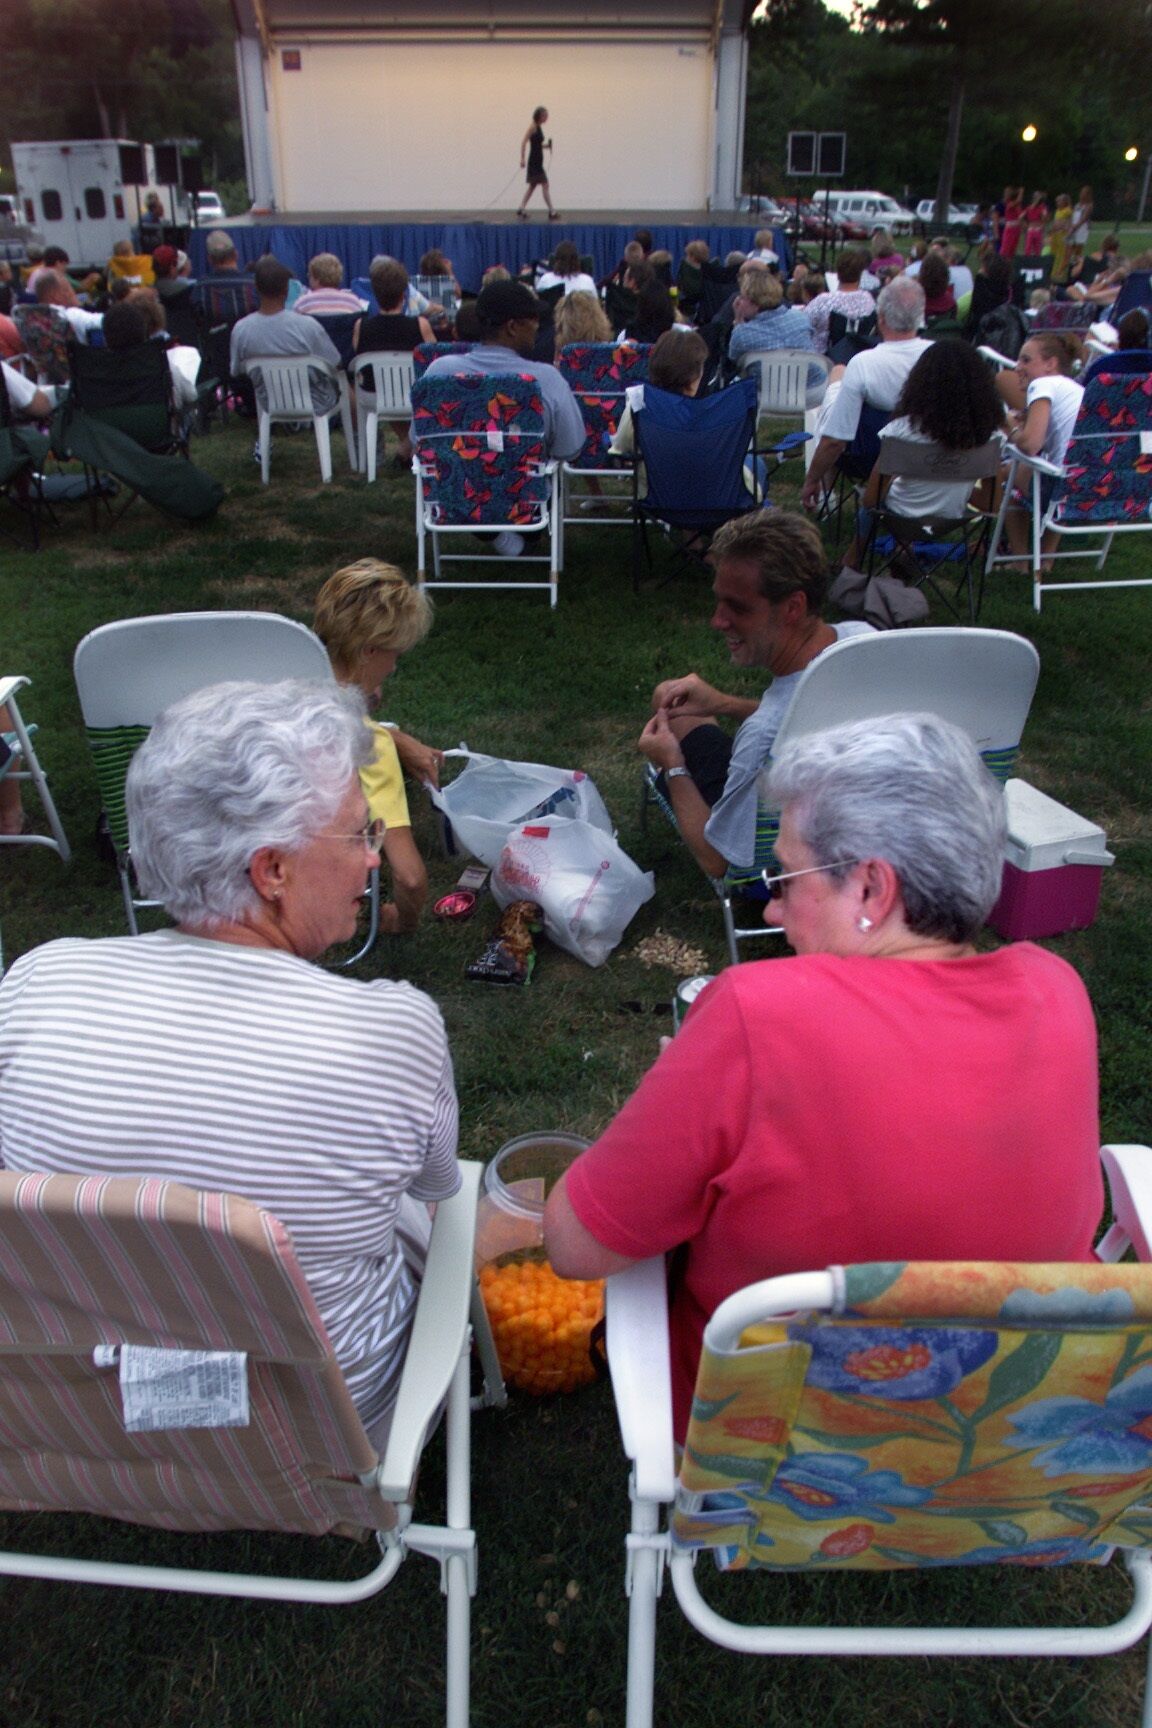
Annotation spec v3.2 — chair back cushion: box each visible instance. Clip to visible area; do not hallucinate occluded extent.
[411,371,551,526]
[68,340,176,452]
[633,378,758,522]
[13,306,72,386]
[1052,371,1152,528]
[557,341,650,465]
[413,341,472,376]
[675,1259,1152,1572]
[0,1172,387,1538]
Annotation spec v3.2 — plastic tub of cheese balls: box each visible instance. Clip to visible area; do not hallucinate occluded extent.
[476,1132,604,1396]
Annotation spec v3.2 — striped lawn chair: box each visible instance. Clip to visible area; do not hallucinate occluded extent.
[0,1164,503,1728]
[642,629,1039,966]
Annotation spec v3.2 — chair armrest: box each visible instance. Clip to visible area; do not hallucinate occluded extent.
[1099,1145,1152,1262]
[1003,445,1064,480]
[0,676,30,710]
[376,1160,482,1499]
[605,1257,677,1503]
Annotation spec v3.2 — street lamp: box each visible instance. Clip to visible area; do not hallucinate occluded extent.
[1021,125,1038,143]
[1125,147,1139,163]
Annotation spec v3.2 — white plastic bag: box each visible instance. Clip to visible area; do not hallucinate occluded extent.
[492,818,655,968]
[427,748,613,867]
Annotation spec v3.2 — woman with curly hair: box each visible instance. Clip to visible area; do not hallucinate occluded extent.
[843,340,1005,566]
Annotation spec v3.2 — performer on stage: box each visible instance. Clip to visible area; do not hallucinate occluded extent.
[517,106,559,221]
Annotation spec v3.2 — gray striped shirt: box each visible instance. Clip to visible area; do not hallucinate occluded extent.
[0,931,460,1433]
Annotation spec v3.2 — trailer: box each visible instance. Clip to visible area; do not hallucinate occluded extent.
[10,140,191,268]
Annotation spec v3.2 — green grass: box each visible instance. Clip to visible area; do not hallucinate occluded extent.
[2,417,1152,1725]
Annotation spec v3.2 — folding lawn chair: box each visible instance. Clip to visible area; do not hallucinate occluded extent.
[642,628,1038,965]
[555,340,651,550]
[410,371,561,606]
[985,371,1152,610]
[862,435,1004,622]
[814,401,891,548]
[0,378,48,549]
[413,341,473,377]
[72,612,378,967]
[240,354,357,484]
[630,376,760,590]
[606,1143,1152,1728]
[0,1162,505,1728]
[12,305,72,387]
[0,675,71,864]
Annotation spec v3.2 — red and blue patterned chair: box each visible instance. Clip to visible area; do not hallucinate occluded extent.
[986,371,1152,610]
[555,340,651,552]
[410,371,562,607]
[412,341,473,377]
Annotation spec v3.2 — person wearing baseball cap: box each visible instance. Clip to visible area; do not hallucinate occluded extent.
[422,277,586,555]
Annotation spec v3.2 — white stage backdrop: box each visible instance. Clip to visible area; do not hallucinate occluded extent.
[265,38,715,212]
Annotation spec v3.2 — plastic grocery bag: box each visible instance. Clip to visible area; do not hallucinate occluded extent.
[491,818,655,968]
[427,748,613,867]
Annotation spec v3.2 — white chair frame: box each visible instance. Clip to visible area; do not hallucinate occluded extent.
[414,454,562,608]
[986,442,1152,612]
[351,351,416,482]
[607,1143,1152,1728]
[241,355,357,484]
[0,675,71,864]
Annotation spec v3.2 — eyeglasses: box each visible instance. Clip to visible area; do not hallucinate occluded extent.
[761,859,859,899]
[321,817,386,853]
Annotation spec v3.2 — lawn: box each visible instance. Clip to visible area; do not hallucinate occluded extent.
[2,412,1152,1726]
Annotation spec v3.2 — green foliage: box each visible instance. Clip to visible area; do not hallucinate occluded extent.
[0,0,244,182]
[747,0,1152,212]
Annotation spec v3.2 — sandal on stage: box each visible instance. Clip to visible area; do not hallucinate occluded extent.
[549,211,561,221]
[516,209,528,220]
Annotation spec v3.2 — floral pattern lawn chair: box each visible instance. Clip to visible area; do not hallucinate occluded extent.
[555,341,650,548]
[986,371,1152,610]
[410,371,561,607]
[605,1143,1152,1728]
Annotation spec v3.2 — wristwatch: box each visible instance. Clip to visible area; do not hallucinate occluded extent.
[666,766,691,780]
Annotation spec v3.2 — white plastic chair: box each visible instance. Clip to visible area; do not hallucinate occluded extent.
[73,612,378,965]
[0,675,71,864]
[606,1144,1152,1728]
[0,1161,505,1728]
[241,355,357,484]
[350,351,416,482]
[735,348,831,419]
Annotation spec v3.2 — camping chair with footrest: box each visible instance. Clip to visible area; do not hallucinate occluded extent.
[606,1142,1152,1728]
[0,1162,505,1728]
[73,612,379,967]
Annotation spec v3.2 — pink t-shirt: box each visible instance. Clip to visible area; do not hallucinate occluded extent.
[566,945,1102,1438]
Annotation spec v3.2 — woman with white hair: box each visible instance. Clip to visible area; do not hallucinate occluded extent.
[0,678,459,1447]
[545,713,1102,1441]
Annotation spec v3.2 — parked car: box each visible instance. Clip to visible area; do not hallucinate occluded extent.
[818,190,917,234]
[915,199,979,227]
[192,189,227,224]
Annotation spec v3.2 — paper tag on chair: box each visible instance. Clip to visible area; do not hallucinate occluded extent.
[114,1346,250,1432]
[625,384,645,413]
[1140,432,1152,455]
[486,428,505,453]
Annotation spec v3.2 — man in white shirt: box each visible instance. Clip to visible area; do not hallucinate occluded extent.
[801,277,931,511]
[2,361,54,421]
[34,270,103,342]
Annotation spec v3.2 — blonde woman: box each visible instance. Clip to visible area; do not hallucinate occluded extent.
[554,289,613,355]
[313,560,443,932]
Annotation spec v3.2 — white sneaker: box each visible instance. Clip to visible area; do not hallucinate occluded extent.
[493,530,525,557]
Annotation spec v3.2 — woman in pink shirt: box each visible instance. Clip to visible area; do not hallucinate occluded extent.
[545,713,1102,1440]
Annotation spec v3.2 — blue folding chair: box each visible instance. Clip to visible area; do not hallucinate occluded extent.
[630,377,760,589]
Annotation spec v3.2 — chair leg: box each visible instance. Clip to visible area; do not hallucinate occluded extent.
[624,1493,663,1728]
[365,412,379,485]
[444,1344,473,1728]
[314,415,334,484]
[259,412,271,485]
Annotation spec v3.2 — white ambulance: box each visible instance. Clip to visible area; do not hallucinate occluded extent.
[10,140,187,267]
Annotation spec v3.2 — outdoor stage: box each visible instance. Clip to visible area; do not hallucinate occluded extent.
[183,210,791,290]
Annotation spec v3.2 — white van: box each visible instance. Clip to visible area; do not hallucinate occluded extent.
[10,140,181,267]
[819,190,916,234]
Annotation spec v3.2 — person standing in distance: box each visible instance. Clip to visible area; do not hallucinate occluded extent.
[517,106,558,221]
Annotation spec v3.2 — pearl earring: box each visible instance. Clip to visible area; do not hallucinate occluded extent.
[857,916,873,932]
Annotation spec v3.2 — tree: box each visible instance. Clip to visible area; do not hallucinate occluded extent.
[0,0,243,184]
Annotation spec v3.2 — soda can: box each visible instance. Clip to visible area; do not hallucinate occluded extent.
[672,974,715,1034]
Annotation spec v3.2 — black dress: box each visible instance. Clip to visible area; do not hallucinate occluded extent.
[526,126,547,186]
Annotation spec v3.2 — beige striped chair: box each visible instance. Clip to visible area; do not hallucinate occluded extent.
[0,1162,504,1728]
